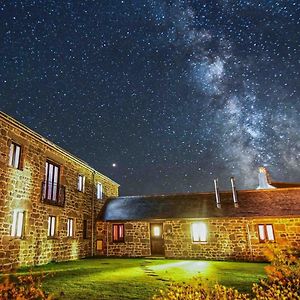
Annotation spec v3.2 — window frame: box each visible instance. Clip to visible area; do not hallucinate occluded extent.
[78,175,85,192]
[96,182,103,200]
[11,210,25,238]
[48,216,57,237]
[9,141,22,169]
[191,222,208,243]
[258,224,275,243]
[67,218,74,237]
[112,224,125,243]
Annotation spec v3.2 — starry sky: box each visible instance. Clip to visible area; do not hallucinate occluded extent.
[1,1,299,195]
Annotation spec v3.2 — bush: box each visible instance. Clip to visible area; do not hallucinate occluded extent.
[152,279,249,300]
[153,247,300,300]
[252,246,300,300]
[0,273,52,300]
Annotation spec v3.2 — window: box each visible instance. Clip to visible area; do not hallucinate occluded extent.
[78,175,85,192]
[67,218,74,237]
[113,224,124,242]
[48,216,56,237]
[44,161,60,202]
[258,224,275,242]
[9,142,21,169]
[191,222,207,242]
[11,210,25,238]
[97,182,103,200]
[83,219,88,239]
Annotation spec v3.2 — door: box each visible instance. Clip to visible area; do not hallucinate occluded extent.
[150,223,164,256]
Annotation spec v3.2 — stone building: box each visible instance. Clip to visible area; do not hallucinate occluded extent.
[96,178,300,261]
[1,111,300,271]
[0,112,119,271]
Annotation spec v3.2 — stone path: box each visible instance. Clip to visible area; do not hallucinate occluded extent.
[140,260,170,282]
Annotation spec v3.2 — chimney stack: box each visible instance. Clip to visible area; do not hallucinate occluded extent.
[230,177,239,208]
[256,167,276,190]
[214,178,221,208]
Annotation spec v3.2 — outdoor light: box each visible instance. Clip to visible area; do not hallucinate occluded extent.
[191,222,207,242]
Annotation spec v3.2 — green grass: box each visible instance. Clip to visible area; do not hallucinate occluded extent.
[14,258,267,300]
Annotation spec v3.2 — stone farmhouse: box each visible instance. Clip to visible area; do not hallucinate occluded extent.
[0,111,299,271]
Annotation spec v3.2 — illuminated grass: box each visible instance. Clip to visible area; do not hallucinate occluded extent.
[15,258,267,299]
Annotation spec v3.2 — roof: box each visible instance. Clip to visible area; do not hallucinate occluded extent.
[0,111,119,186]
[271,181,300,188]
[98,188,300,221]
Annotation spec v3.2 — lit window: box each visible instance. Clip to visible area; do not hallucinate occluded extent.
[97,183,103,200]
[67,218,74,237]
[191,222,207,242]
[258,224,275,242]
[11,210,25,238]
[153,226,161,237]
[113,224,124,242]
[78,175,85,192]
[9,142,21,169]
[48,216,56,237]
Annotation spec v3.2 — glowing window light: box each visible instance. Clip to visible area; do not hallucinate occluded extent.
[11,210,24,238]
[266,225,275,241]
[97,183,103,199]
[258,225,265,241]
[191,222,207,242]
[258,224,275,242]
[153,226,161,237]
[78,175,85,192]
[48,216,56,237]
[67,218,74,237]
[9,142,21,169]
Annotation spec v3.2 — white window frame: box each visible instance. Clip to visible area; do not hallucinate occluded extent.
[48,216,56,237]
[258,224,275,242]
[78,175,85,192]
[67,218,74,237]
[11,210,25,238]
[9,142,21,169]
[97,182,103,200]
[191,222,207,243]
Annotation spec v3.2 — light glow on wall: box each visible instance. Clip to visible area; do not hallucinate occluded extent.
[191,222,207,242]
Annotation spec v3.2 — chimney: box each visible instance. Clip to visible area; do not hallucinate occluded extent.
[230,177,239,208]
[256,167,276,190]
[214,178,221,208]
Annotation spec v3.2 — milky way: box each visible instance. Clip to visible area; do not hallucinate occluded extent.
[0,1,299,195]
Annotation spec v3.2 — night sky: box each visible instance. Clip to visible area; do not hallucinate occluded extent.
[1,1,299,195]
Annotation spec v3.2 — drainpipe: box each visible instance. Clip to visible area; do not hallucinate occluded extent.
[91,170,95,257]
[246,223,253,261]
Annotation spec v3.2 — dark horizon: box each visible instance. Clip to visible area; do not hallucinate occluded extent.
[1,1,299,195]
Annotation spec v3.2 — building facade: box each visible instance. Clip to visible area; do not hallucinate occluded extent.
[0,112,119,271]
[96,186,300,261]
[1,111,299,271]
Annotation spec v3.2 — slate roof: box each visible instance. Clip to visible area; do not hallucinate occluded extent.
[98,188,300,221]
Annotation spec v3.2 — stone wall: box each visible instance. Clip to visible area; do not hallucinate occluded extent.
[96,216,300,261]
[96,222,151,257]
[0,113,118,271]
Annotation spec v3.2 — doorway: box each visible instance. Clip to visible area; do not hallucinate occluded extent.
[150,223,164,256]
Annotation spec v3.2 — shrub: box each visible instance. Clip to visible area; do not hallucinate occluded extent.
[0,273,52,300]
[152,279,249,300]
[252,246,300,300]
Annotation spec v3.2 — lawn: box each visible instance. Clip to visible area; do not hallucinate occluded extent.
[15,258,267,300]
